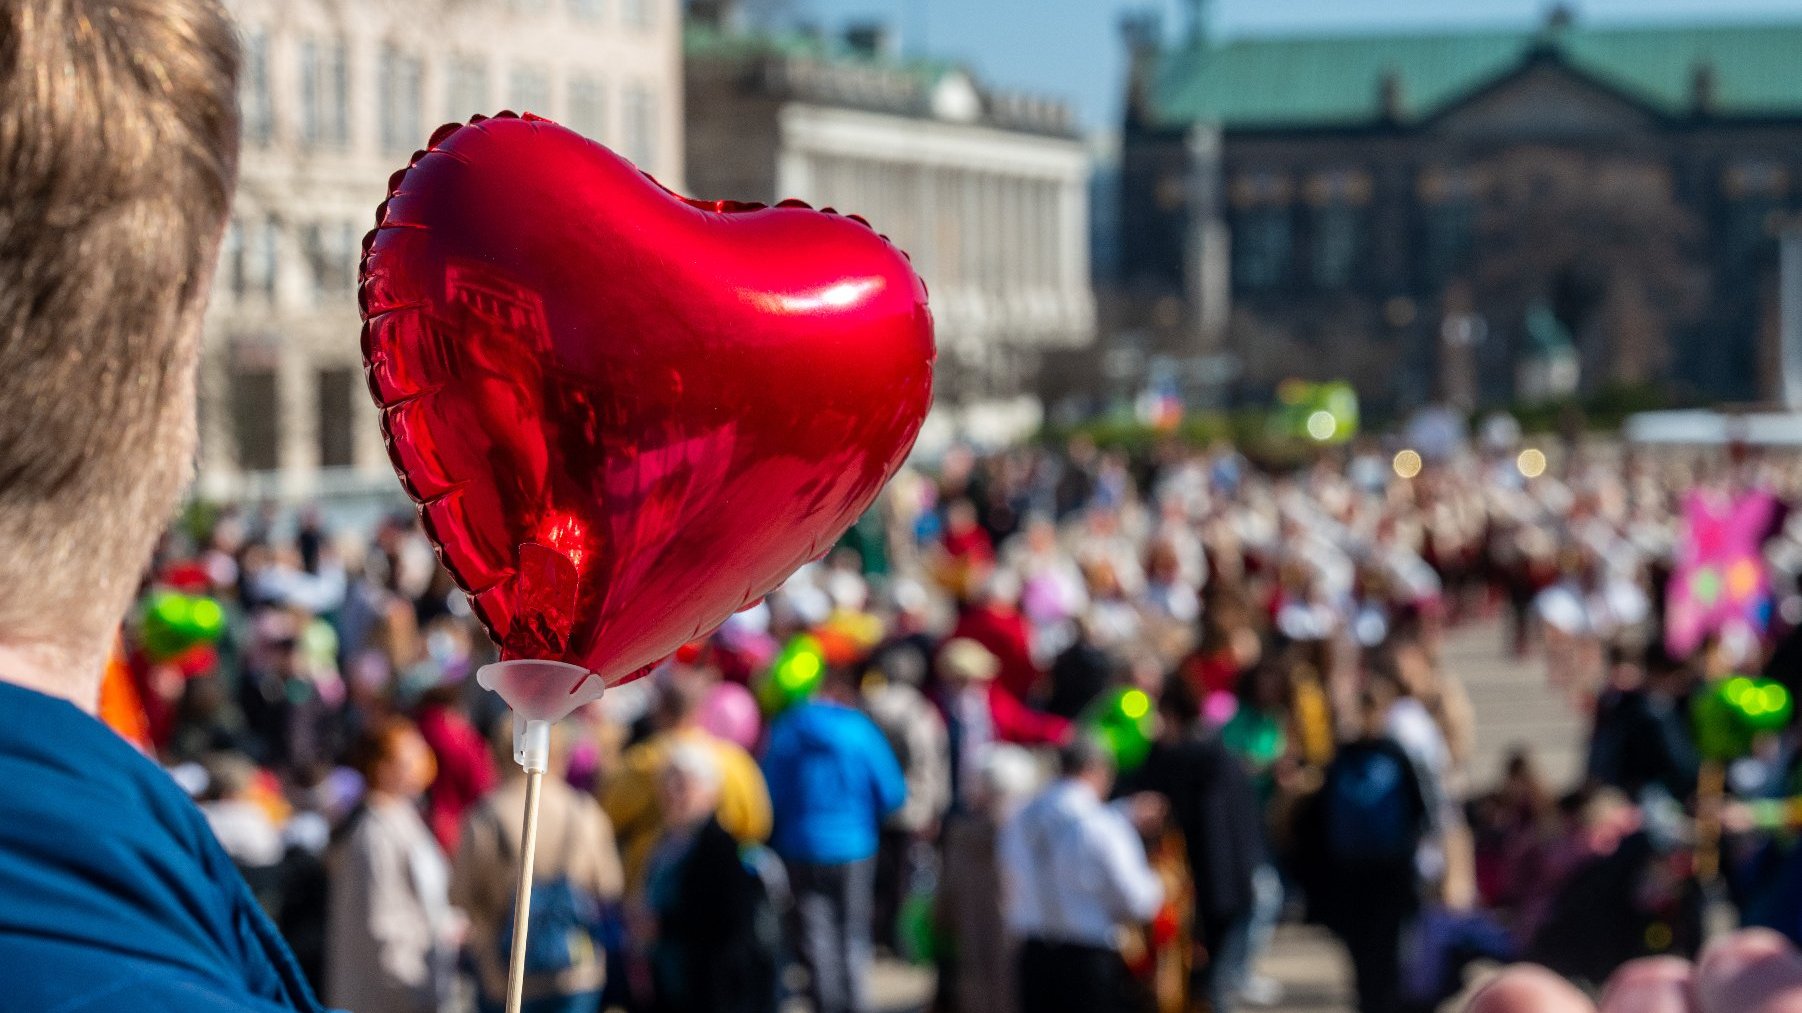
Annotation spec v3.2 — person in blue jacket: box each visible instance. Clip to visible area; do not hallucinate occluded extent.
[761,667,907,1013]
[0,3,325,1012]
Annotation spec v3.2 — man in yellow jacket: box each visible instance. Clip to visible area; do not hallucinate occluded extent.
[602,668,773,888]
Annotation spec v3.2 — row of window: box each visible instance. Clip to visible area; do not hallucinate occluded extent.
[240,30,663,166]
[220,218,361,303]
[1230,165,1799,293]
[227,364,360,472]
[503,0,656,28]
[804,154,1072,292]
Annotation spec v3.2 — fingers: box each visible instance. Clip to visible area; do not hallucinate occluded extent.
[1600,957,1694,1013]
[1466,965,1596,1013]
[1696,929,1802,1013]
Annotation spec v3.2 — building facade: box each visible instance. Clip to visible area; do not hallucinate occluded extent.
[203,0,684,502]
[685,18,1095,445]
[1120,9,1802,416]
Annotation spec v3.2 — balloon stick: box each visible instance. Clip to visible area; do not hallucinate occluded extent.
[476,660,609,1013]
[505,722,549,1013]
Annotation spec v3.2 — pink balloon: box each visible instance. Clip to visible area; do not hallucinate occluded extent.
[699,680,762,750]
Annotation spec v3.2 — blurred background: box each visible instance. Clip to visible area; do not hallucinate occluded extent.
[203,0,1802,515]
[154,3,1802,1012]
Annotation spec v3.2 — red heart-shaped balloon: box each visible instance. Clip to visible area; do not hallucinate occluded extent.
[360,113,934,687]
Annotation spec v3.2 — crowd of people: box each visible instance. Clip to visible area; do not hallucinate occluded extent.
[106,433,1802,1013]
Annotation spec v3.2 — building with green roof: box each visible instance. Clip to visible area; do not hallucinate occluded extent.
[1116,4,1802,411]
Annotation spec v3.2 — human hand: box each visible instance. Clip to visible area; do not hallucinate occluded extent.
[1465,929,1802,1013]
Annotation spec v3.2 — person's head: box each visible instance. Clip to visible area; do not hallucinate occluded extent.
[1158,673,1202,739]
[352,716,436,801]
[973,744,1040,820]
[0,0,239,703]
[937,637,999,690]
[1058,733,1117,796]
[659,741,721,830]
[652,666,712,730]
[199,751,258,803]
[1358,670,1406,737]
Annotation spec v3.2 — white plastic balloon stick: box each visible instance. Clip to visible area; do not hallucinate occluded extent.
[475,659,608,1013]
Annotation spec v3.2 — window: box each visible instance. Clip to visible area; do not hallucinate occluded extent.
[567,75,605,138]
[622,0,652,30]
[241,29,272,145]
[259,216,280,300]
[569,0,604,20]
[509,67,551,116]
[1302,168,1371,290]
[316,366,358,469]
[221,218,245,298]
[380,47,425,152]
[623,84,657,169]
[1310,205,1363,289]
[1417,167,1480,286]
[1232,208,1291,290]
[1422,203,1474,285]
[231,365,282,473]
[1724,160,1789,268]
[304,221,358,298]
[447,57,489,120]
[299,39,350,147]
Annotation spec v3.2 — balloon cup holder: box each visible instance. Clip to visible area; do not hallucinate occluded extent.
[476,659,606,771]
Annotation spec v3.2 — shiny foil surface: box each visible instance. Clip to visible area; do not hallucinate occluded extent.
[360,113,935,687]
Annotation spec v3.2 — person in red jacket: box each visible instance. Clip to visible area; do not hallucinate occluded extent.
[415,684,497,854]
[952,570,1043,704]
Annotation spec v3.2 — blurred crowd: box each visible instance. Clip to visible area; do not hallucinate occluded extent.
[108,433,1802,1013]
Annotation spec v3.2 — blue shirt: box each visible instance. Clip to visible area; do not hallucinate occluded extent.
[0,680,327,1013]
[760,700,906,865]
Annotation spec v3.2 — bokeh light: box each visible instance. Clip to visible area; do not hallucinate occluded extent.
[1305,410,1337,441]
[1517,447,1547,478]
[1393,449,1423,479]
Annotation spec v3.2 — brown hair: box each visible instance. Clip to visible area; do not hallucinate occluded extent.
[349,714,421,783]
[0,0,239,648]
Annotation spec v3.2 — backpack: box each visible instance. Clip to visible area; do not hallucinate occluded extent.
[1323,743,1419,868]
[488,803,604,981]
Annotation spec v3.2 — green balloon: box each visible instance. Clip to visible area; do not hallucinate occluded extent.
[1082,686,1156,772]
[756,635,826,715]
[1694,675,1794,761]
[140,591,226,661]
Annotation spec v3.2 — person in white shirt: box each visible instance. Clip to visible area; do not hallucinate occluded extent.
[999,736,1165,1013]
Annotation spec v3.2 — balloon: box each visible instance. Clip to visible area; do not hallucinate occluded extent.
[139,591,226,662]
[1083,686,1156,772]
[756,635,827,715]
[361,114,935,688]
[1694,675,1795,761]
[699,680,762,750]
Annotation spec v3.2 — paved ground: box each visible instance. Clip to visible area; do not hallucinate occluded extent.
[868,620,1588,1013]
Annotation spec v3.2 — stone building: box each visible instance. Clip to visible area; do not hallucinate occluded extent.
[1120,5,1802,415]
[684,14,1095,445]
[203,0,684,502]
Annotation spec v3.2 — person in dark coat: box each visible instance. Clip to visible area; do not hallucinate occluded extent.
[1296,685,1430,1013]
[1129,676,1266,1012]
[642,743,780,1013]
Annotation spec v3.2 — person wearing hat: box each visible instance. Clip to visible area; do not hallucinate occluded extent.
[938,639,1071,815]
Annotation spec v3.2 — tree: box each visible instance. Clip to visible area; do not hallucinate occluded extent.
[1467,147,1708,394]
